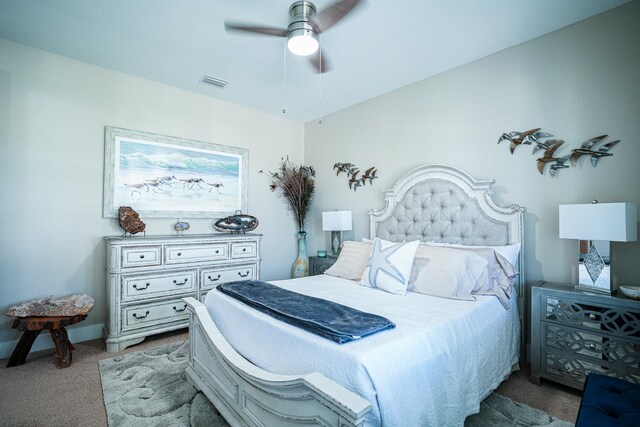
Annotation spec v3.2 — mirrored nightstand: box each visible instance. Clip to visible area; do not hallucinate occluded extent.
[309,256,337,276]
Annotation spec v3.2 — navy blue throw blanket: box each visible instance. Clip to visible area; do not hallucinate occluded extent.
[217,280,395,344]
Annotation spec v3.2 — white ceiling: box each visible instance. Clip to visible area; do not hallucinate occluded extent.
[0,0,630,122]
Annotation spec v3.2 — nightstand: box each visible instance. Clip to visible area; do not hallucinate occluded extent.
[309,256,337,276]
[530,281,640,390]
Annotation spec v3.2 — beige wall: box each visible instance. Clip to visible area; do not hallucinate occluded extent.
[0,39,304,357]
[305,2,640,288]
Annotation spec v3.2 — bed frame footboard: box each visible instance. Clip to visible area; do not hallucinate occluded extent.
[183,297,372,427]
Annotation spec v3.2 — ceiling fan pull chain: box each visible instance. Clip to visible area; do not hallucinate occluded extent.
[282,40,287,114]
[318,47,323,125]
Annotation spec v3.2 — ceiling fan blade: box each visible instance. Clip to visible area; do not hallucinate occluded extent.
[224,22,288,37]
[310,0,364,33]
[308,48,332,73]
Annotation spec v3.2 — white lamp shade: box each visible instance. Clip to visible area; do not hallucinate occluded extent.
[559,203,637,242]
[322,211,352,231]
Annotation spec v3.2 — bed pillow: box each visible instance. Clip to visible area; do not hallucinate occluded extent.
[324,241,373,280]
[360,238,420,295]
[408,245,487,300]
[423,244,519,309]
[426,242,521,267]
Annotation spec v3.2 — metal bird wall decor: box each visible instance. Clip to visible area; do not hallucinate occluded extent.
[333,163,378,191]
[497,129,620,177]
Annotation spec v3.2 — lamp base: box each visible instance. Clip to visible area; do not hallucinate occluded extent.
[575,240,616,295]
[330,231,342,257]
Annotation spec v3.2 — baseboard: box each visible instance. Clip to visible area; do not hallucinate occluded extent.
[0,323,105,361]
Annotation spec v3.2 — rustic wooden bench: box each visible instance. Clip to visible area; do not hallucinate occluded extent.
[6,315,87,369]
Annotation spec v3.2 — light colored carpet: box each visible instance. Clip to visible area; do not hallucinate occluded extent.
[99,340,227,426]
[99,339,574,427]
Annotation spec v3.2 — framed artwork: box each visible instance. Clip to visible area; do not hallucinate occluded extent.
[103,126,248,218]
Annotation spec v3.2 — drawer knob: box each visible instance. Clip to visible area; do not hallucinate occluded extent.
[173,278,189,286]
[133,310,150,320]
[588,313,597,320]
[133,283,150,291]
[173,305,187,313]
[242,248,247,252]
[208,274,221,282]
[587,343,597,350]
[238,271,250,278]
[215,250,220,254]
[177,252,182,256]
[139,254,145,259]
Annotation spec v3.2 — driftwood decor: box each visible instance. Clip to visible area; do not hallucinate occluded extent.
[498,129,620,176]
[334,162,378,191]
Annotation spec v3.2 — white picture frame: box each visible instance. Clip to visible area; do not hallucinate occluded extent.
[103,126,248,218]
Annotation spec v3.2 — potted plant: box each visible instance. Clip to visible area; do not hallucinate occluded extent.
[264,157,315,278]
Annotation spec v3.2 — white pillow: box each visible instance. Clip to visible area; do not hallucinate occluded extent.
[360,238,420,295]
[324,241,373,280]
[408,245,487,300]
[426,242,521,267]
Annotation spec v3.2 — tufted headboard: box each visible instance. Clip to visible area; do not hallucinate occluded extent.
[369,165,526,353]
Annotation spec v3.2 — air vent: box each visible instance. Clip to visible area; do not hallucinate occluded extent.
[201,75,229,88]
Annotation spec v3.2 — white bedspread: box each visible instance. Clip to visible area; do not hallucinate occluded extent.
[204,275,519,426]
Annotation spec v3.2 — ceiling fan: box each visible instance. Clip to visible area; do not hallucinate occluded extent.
[225,0,364,73]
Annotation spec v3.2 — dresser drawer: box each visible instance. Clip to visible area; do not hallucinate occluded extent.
[165,243,228,264]
[543,349,640,389]
[121,246,161,268]
[122,270,196,302]
[543,323,640,365]
[122,298,191,331]
[543,295,640,339]
[231,241,257,259]
[201,264,256,290]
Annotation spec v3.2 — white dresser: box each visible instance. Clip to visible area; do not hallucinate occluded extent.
[104,233,262,352]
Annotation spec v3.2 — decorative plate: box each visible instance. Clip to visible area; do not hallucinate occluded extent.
[214,212,259,234]
[619,286,640,300]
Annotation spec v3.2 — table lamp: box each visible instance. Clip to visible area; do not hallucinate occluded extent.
[322,211,352,256]
[559,201,637,294]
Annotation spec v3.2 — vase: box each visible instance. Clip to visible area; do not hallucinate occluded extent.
[291,231,309,278]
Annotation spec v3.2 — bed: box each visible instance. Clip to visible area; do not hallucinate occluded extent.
[183,164,526,426]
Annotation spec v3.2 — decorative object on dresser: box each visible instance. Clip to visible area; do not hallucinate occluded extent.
[262,157,315,278]
[559,201,637,294]
[103,126,248,219]
[213,210,259,233]
[322,210,352,256]
[119,206,146,236]
[104,233,261,352]
[530,281,640,390]
[174,220,190,235]
[309,255,337,275]
[6,294,94,368]
[497,129,620,176]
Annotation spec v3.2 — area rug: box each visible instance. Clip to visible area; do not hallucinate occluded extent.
[99,340,228,426]
[100,340,573,427]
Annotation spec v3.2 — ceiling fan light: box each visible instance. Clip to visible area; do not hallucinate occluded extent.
[287,29,319,56]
